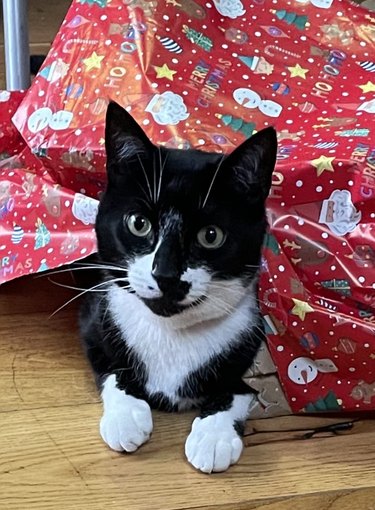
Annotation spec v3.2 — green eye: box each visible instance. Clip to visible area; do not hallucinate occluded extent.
[197,225,226,249]
[126,214,153,237]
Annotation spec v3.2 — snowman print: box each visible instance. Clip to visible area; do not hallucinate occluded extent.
[233,88,283,117]
[288,357,338,385]
[28,107,74,134]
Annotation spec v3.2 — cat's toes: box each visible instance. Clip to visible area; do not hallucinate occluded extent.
[100,397,153,453]
[185,416,244,473]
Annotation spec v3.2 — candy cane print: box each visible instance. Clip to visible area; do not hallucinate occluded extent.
[62,39,99,54]
[265,45,301,59]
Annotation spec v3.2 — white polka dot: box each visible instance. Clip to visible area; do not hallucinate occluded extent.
[358,276,365,283]
[278,265,285,272]
[64,200,70,207]
[254,31,261,37]
[100,14,107,20]
[80,248,87,255]
[322,232,329,239]
[331,265,336,271]
[316,186,323,192]
[74,129,82,136]
[277,345,284,352]
[143,119,150,126]
[286,120,293,125]
[349,367,356,372]
[222,44,229,49]
[296,180,303,187]
[292,321,298,327]
[135,74,142,80]
[198,139,205,145]
[163,15,169,20]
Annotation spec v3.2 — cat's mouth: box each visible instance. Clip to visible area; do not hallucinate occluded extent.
[141,296,205,317]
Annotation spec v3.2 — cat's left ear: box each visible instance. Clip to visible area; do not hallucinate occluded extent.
[224,127,277,199]
[105,101,154,166]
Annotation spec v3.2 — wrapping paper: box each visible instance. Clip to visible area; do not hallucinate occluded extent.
[1,0,375,412]
[0,92,98,282]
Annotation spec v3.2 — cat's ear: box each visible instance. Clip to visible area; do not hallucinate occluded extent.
[225,127,277,199]
[105,101,154,167]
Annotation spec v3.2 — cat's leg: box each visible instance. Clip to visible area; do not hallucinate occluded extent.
[99,374,153,453]
[80,297,153,453]
[185,393,253,473]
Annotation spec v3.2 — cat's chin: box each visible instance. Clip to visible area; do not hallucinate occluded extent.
[141,296,204,318]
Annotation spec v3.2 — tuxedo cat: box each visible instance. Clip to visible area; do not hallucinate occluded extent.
[79,101,277,473]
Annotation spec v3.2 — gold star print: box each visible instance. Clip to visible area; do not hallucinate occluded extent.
[154,63,177,81]
[311,155,335,177]
[83,51,104,71]
[291,299,314,321]
[287,64,309,79]
[358,81,375,93]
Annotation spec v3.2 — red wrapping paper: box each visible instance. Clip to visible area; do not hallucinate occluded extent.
[0,92,98,282]
[1,0,375,411]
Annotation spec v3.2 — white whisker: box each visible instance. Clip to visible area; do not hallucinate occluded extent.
[201,154,225,209]
[48,278,118,293]
[35,265,128,279]
[157,148,168,202]
[137,154,153,203]
[153,153,157,204]
[49,277,130,318]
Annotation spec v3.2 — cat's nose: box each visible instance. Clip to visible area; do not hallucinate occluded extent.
[151,269,190,300]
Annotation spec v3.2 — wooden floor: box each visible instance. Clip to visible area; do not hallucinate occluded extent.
[1,274,375,510]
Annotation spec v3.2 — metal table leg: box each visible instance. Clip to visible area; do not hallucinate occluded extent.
[2,0,30,90]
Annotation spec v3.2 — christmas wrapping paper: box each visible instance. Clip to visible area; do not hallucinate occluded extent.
[0,92,98,281]
[1,0,375,412]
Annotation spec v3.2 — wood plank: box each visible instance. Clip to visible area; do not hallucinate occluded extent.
[1,403,375,510]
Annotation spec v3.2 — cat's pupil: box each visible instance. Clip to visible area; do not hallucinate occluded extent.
[205,228,217,244]
[135,217,146,231]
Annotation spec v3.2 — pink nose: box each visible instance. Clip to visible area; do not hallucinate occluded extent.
[301,369,309,383]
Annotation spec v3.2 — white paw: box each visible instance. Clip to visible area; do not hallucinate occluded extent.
[185,415,244,473]
[100,394,153,453]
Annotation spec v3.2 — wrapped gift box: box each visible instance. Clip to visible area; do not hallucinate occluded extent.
[1,0,374,412]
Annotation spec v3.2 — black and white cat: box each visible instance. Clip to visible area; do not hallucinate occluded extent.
[79,101,277,473]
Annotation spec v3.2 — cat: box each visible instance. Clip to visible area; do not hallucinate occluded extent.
[79,101,277,473]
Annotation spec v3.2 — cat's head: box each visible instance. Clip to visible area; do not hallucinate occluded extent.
[96,101,277,322]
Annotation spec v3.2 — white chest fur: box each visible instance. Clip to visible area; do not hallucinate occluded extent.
[108,283,257,405]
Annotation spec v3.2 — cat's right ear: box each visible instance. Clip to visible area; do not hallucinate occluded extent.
[105,101,154,170]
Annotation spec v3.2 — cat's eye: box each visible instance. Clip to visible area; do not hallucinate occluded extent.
[126,214,153,237]
[197,225,226,249]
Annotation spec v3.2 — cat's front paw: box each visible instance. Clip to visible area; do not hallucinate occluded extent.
[185,415,244,473]
[100,395,153,453]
